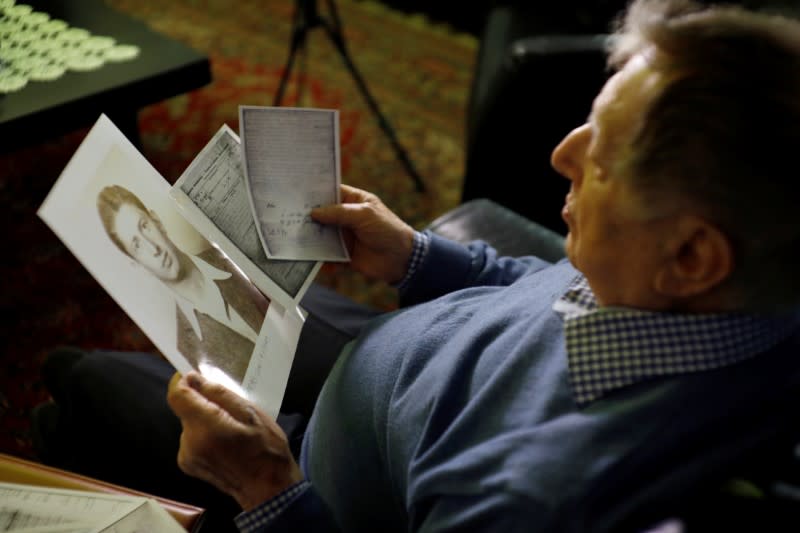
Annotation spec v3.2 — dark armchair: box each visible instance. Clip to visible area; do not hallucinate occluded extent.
[461,2,621,234]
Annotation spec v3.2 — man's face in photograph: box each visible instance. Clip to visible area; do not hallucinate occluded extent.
[114,203,183,282]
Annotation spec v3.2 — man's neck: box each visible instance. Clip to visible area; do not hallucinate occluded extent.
[168,252,208,300]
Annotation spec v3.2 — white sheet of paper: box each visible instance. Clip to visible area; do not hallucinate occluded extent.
[97,500,184,533]
[170,124,321,306]
[0,483,184,533]
[239,105,350,262]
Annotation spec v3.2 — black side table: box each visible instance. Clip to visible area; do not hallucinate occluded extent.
[0,0,212,152]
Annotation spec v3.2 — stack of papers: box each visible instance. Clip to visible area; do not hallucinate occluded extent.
[37,106,349,418]
[0,482,185,532]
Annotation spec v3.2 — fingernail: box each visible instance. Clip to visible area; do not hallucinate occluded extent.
[186,372,203,390]
[167,372,182,391]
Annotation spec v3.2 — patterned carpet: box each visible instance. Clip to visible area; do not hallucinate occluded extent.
[0,0,476,459]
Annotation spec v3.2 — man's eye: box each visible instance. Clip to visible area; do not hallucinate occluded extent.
[139,218,149,230]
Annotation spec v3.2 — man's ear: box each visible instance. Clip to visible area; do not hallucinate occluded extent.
[653,215,734,299]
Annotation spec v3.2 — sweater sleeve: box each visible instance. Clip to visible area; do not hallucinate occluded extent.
[400,231,554,306]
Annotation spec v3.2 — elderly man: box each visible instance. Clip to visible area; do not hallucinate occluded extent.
[37,0,800,531]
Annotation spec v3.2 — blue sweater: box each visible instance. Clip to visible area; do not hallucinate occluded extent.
[270,235,800,532]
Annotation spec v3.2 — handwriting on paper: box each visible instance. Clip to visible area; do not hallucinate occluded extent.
[239,106,350,262]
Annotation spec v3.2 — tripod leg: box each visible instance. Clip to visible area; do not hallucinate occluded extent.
[320,4,426,191]
[274,8,310,106]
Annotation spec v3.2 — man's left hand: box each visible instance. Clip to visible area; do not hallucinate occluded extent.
[167,371,303,510]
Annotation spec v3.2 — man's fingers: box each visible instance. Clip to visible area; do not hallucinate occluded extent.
[167,372,219,424]
[168,372,270,433]
[167,371,248,429]
[187,372,263,425]
[311,184,380,227]
[311,201,368,227]
[339,183,373,203]
[167,373,301,509]
[168,371,182,396]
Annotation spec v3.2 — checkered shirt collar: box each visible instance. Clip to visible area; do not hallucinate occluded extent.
[553,275,800,407]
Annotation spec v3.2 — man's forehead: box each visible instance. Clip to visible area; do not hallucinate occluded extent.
[594,54,657,116]
[117,202,148,218]
[114,202,148,231]
[589,53,666,158]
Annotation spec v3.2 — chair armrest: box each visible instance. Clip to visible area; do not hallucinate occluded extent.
[427,198,566,262]
[0,452,206,532]
[508,33,610,60]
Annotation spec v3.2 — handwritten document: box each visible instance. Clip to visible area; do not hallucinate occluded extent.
[171,125,319,300]
[239,106,350,262]
[0,482,184,532]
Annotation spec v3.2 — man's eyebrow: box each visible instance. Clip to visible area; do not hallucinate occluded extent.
[130,235,140,250]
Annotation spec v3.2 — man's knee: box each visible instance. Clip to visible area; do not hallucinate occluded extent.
[65,351,175,409]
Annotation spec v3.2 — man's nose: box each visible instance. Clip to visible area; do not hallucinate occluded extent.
[551,124,591,183]
[142,234,161,256]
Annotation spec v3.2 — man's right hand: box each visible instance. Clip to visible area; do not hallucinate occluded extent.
[167,372,303,511]
[311,185,417,285]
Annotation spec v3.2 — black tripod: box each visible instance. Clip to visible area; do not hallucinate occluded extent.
[273,0,426,192]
